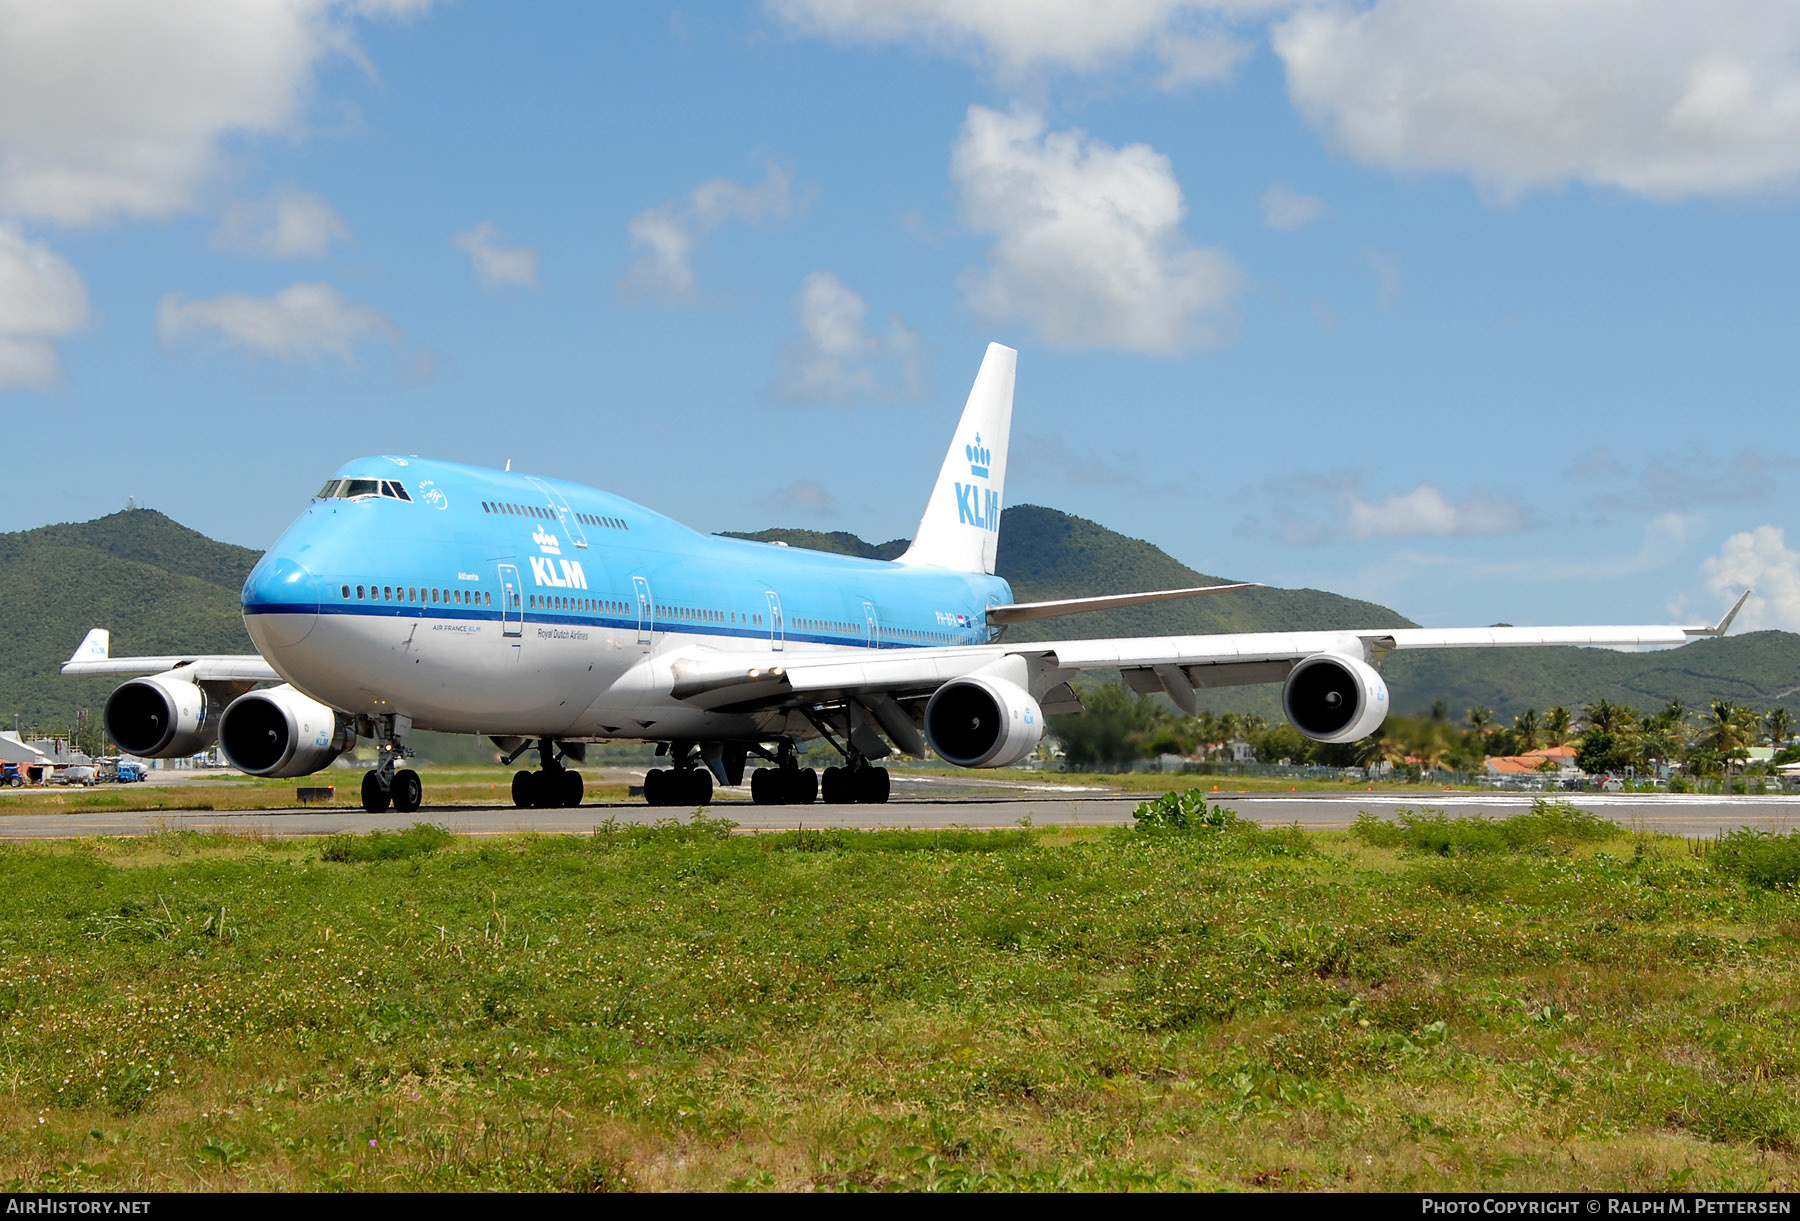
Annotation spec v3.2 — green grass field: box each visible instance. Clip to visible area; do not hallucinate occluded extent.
[2,805,1798,1192]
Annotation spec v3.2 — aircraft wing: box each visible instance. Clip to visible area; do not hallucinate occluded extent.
[58,629,280,682]
[667,592,1749,716]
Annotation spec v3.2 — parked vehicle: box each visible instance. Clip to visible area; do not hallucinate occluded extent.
[96,759,148,783]
[49,765,98,786]
[1,763,23,787]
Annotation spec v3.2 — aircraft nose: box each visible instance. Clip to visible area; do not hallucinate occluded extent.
[242,554,320,648]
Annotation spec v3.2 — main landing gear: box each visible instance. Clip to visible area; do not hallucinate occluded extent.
[643,741,715,807]
[511,737,585,809]
[361,716,421,814]
[746,740,890,805]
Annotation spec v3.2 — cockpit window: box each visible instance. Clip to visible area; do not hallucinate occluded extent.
[317,477,413,502]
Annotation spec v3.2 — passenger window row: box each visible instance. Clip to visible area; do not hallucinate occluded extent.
[529,595,629,614]
[479,501,629,531]
[483,501,556,520]
[317,478,412,502]
[341,583,492,607]
[882,626,951,644]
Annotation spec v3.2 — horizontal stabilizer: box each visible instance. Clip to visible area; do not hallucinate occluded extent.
[987,582,1258,625]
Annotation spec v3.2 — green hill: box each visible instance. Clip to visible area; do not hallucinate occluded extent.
[0,510,260,738]
[4,505,1797,745]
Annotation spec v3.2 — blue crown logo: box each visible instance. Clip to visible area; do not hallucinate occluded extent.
[964,434,991,479]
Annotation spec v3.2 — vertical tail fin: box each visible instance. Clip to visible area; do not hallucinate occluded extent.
[898,342,1016,574]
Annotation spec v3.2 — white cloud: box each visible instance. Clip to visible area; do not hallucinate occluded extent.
[1362,248,1401,308]
[0,223,91,389]
[769,0,1267,85]
[1261,183,1326,230]
[1273,0,1800,200]
[951,106,1240,353]
[1344,483,1524,541]
[452,221,540,289]
[1700,525,1800,632]
[0,1,440,227]
[619,164,805,304]
[156,282,401,363]
[213,189,350,259]
[770,271,925,404]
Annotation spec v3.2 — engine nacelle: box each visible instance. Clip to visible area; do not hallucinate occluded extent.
[218,684,356,778]
[104,675,216,758]
[1282,653,1390,744]
[924,675,1045,768]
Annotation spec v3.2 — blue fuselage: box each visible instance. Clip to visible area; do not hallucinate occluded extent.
[239,456,1011,741]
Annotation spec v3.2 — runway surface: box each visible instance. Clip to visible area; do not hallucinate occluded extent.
[1,784,1795,840]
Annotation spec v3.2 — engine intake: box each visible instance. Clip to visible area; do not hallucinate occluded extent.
[104,675,215,758]
[1282,653,1389,743]
[219,685,356,778]
[924,675,1045,768]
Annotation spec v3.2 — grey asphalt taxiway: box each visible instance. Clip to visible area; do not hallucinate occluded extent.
[0,778,1794,840]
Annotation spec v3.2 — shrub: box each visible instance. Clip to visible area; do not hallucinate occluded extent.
[1131,791,1313,856]
[1132,789,1240,832]
[319,823,454,862]
[1352,800,1619,856]
[1709,829,1800,890]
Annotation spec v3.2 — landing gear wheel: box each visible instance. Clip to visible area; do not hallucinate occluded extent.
[561,769,583,808]
[512,769,534,809]
[644,768,668,806]
[854,766,890,804]
[822,766,853,804]
[392,768,423,814]
[361,770,392,814]
[790,767,818,805]
[750,768,776,805]
[685,769,714,807]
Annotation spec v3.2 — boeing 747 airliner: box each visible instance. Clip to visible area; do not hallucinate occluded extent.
[64,344,1747,813]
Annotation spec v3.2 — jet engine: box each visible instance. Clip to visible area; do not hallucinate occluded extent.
[104,675,215,758]
[924,675,1045,768]
[1281,653,1389,743]
[218,684,356,778]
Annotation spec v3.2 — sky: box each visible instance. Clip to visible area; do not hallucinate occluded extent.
[2,0,1798,633]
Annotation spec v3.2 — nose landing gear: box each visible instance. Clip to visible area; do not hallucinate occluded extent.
[360,716,421,814]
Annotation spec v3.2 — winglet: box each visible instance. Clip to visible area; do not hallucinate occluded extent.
[1698,589,1751,637]
[66,628,110,668]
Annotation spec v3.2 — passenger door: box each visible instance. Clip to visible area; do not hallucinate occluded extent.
[766,590,784,652]
[633,576,654,647]
[498,564,523,637]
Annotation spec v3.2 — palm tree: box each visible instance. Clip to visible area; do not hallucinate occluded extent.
[1357,728,1409,772]
[1585,699,1637,735]
[1467,706,1495,734]
[1651,699,1687,735]
[1513,708,1543,752]
[1545,706,1573,745]
[1765,707,1795,752]
[1698,700,1755,769]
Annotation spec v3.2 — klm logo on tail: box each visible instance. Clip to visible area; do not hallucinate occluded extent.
[955,433,1000,533]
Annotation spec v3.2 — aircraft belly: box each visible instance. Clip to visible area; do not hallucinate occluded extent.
[257,611,638,737]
